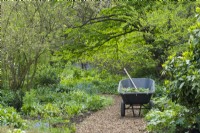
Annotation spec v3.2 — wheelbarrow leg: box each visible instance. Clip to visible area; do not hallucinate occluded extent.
[131,105,135,116]
[139,105,142,116]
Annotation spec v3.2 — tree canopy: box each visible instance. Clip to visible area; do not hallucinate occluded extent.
[56,1,196,76]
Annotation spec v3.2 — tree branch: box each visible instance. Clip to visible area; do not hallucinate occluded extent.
[2,1,19,39]
[72,14,125,28]
[71,28,136,58]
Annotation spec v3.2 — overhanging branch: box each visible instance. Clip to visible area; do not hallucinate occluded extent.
[71,28,136,58]
[72,14,127,28]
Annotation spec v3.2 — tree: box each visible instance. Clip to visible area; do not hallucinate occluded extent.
[55,1,114,69]
[1,1,71,109]
[59,0,196,76]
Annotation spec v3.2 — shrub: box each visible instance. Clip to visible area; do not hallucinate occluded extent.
[60,68,120,94]
[145,97,189,132]
[160,7,200,131]
[87,95,113,111]
[21,89,39,115]
[163,51,200,109]
[35,65,60,87]
[92,79,118,94]
[42,103,61,118]
[0,105,26,128]
[68,91,88,103]
[22,89,113,120]
[0,89,15,107]
[64,103,83,118]
[162,8,200,109]
[22,89,61,118]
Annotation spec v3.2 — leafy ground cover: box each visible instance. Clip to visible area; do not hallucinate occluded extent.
[58,64,121,94]
[144,82,200,132]
[0,88,113,133]
[0,64,116,133]
[0,105,26,128]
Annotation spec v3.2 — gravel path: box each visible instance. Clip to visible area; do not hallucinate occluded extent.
[76,95,147,133]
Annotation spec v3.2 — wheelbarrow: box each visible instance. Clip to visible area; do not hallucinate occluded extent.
[118,78,155,116]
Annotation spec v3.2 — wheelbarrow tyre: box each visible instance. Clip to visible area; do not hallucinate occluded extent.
[121,101,125,117]
[149,100,154,109]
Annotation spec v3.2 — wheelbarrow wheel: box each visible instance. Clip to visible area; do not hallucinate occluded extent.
[149,100,154,109]
[121,101,125,117]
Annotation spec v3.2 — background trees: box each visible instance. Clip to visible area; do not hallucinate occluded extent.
[59,1,196,77]
[1,1,71,108]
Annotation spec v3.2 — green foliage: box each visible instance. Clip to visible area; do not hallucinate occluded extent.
[0,58,2,89]
[21,88,113,119]
[22,89,61,118]
[59,1,196,77]
[59,65,119,94]
[0,105,26,128]
[35,65,60,87]
[64,103,83,118]
[162,8,200,109]
[1,1,72,110]
[121,87,150,93]
[0,89,24,110]
[67,91,88,103]
[0,127,26,133]
[42,103,61,118]
[0,89,15,107]
[92,80,118,94]
[8,128,26,133]
[153,82,167,97]
[159,7,200,131]
[2,0,199,132]
[21,90,39,115]
[21,88,112,132]
[163,51,200,108]
[25,119,76,133]
[87,95,112,111]
[145,97,189,132]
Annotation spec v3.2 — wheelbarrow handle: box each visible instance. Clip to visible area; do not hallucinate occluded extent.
[124,68,138,89]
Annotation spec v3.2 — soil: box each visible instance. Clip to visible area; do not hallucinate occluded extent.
[76,95,147,133]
